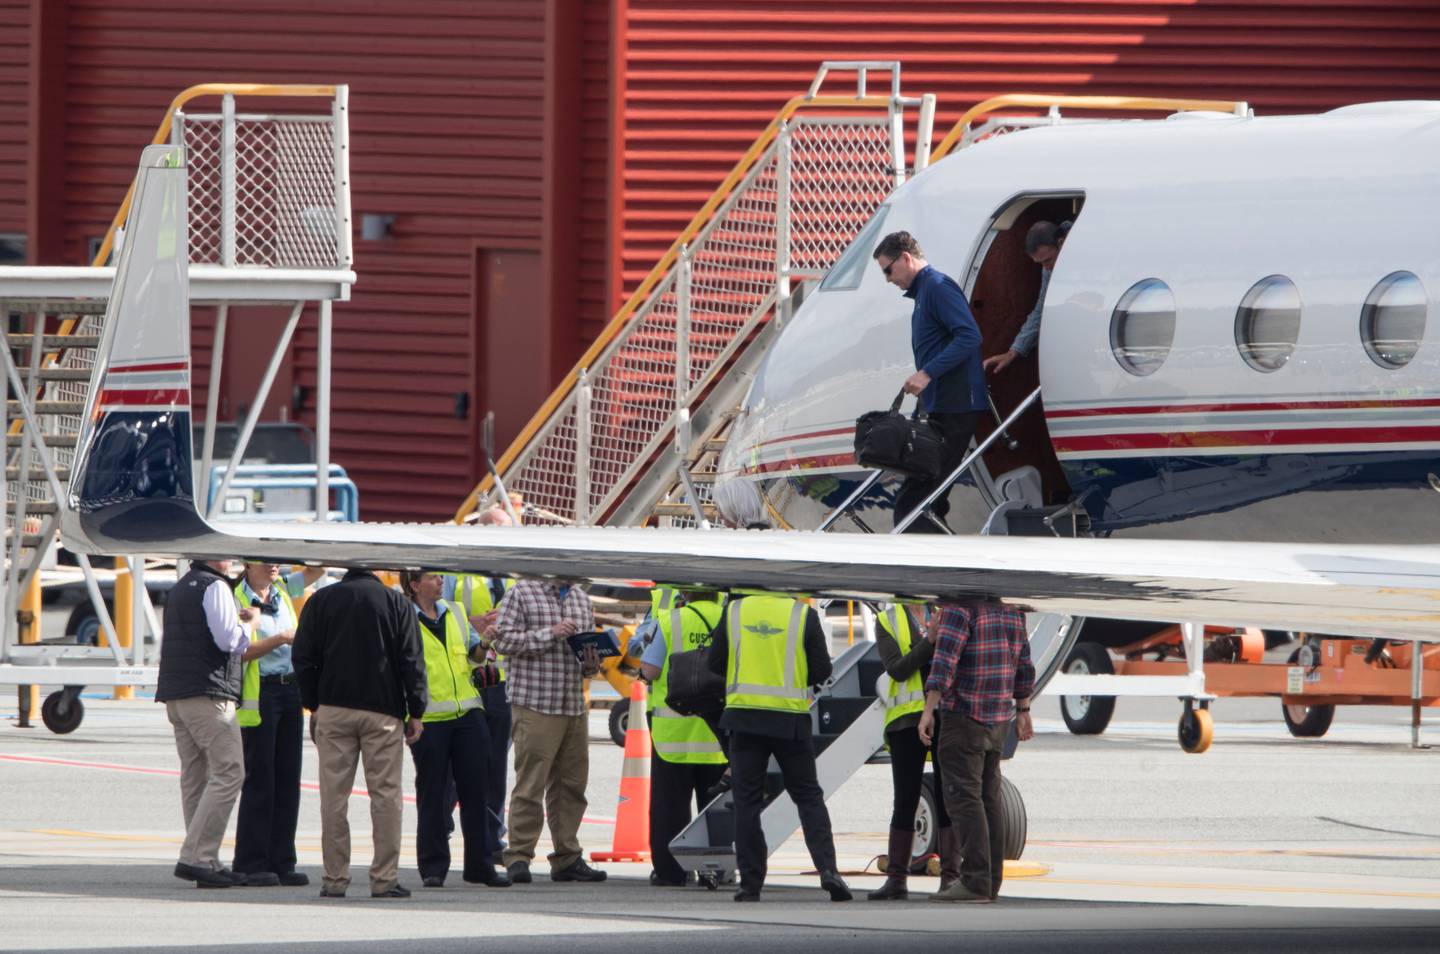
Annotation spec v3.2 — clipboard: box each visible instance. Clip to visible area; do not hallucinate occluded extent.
[565,628,621,663]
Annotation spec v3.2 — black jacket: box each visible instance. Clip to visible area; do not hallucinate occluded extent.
[293,569,427,721]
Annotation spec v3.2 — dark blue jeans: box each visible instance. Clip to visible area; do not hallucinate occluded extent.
[410,709,491,882]
[234,678,303,875]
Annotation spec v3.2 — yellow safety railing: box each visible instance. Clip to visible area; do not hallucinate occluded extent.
[930,94,1248,163]
[454,92,894,523]
[8,84,337,440]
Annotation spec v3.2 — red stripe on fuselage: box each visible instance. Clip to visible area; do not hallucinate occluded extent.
[106,360,189,375]
[97,387,189,407]
[1052,425,1440,454]
[1045,397,1440,419]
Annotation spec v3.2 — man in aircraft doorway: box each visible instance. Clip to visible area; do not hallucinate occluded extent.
[982,221,1061,375]
[873,231,987,533]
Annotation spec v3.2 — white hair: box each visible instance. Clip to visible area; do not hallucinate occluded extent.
[711,478,769,529]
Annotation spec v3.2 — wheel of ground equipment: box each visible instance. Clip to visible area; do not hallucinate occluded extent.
[1060,642,1116,735]
[608,702,629,748]
[65,602,104,646]
[1178,705,1214,754]
[1282,648,1335,738]
[41,689,85,735]
[1000,775,1027,860]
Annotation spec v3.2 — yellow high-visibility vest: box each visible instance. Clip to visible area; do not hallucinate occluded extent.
[651,599,726,765]
[723,595,811,714]
[418,600,483,723]
[235,580,297,729]
[453,574,514,679]
[875,605,926,728]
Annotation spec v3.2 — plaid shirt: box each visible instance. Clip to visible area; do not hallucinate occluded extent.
[924,603,1035,725]
[492,580,594,716]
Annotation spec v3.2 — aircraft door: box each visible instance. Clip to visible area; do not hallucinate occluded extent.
[962,193,1083,513]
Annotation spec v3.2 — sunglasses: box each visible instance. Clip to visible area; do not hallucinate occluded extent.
[881,255,902,277]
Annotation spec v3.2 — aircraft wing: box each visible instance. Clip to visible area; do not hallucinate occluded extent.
[54,145,1440,644]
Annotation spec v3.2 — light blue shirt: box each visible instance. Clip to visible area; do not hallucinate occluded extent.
[1010,267,1051,357]
[638,616,669,669]
[415,601,481,650]
[237,571,308,676]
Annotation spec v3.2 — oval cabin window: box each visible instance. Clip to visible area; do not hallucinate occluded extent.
[1235,275,1301,372]
[1110,279,1176,376]
[1361,271,1426,369]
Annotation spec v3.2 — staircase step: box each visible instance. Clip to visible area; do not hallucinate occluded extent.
[7,433,77,448]
[29,368,92,382]
[3,531,49,549]
[6,400,87,415]
[6,334,102,349]
[6,500,59,515]
[6,467,70,481]
[652,502,718,518]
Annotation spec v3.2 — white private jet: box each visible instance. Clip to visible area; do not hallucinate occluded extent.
[56,119,1440,682]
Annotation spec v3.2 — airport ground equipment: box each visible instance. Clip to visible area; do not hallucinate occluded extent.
[0,84,354,731]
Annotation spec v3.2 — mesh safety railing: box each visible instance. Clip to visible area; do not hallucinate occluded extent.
[476,110,901,527]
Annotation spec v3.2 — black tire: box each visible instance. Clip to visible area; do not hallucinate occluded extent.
[1060,642,1116,735]
[41,689,85,734]
[66,602,105,646]
[608,702,629,747]
[1282,649,1334,737]
[1000,775,1026,860]
[907,773,940,869]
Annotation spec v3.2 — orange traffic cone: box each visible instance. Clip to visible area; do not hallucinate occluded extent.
[591,680,652,862]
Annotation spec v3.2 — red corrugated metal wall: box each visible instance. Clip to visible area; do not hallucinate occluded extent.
[56,0,548,521]
[0,0,29,236]
[615,0,1440,299]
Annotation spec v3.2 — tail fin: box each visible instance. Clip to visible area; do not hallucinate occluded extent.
[62,144,212,553]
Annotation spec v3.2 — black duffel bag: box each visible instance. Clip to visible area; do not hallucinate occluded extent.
[854,388,947,479]
[665,639,726,716]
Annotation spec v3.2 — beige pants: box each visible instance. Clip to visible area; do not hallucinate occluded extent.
[165,696,245,869]
[505,705,589,871]
[312,705,405,895]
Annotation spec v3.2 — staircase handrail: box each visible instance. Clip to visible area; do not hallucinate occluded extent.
[931,93,1249,162]
[454,92,899,523]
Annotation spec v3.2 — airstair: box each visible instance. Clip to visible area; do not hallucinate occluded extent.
[456,62,937,529]
[0,84,354,731]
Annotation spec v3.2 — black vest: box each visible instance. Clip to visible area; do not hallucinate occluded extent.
[156,564,243,703]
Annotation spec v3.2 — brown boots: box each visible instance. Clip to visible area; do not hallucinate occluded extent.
[867,827,913,900]
[936,825,961,892]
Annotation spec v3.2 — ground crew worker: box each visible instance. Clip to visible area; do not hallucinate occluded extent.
[869,602,954,900]
[638,588,728,886]
[231,562,326,887]
[400,570,509,889]
[704,591,851,902]
[447,567,515,861]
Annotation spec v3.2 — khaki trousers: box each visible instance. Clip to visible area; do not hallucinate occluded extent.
[313,705,405,895]
[165,696,245,869]
[504,705,588,871]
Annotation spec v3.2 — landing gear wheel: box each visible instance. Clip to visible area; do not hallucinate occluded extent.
[41,687,85,734]
[1000,775,1027,860]
[1178,703,1213,754]
[1060,642,1116,735]
[906,773,939,871]
[65,603,104,646]
[1282,648,1334,738]
[607,703,629,748]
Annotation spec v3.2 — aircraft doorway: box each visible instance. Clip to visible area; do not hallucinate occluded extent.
[963,192,1083,513]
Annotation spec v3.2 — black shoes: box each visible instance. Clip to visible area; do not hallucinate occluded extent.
[506,861,532,884]
[464,865,512,888]
[237,871,280,887]
[649,871,691,887]
[318,887,346,898]
[733,886,761,902]
[706,774,733,800]
[372,883,412,898]
[819,871,853,902]
[422,876,445,888]
[173,862,236,888]
[551,858,607,882]
[277,871,310,887]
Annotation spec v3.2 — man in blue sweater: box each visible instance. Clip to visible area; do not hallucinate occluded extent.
[873,231,987,533]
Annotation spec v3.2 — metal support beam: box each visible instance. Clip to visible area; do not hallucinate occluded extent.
[199,303,228,498]
[220,94,237,267]
[574,368,592,527]
[207,301,305,520]
[774,125,793,325]
[316,299,332,522]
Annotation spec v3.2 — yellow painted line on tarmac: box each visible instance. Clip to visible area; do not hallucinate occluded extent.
[1038,875,1440,902]
[35,829,184,845]
[1004,861,1050,879]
